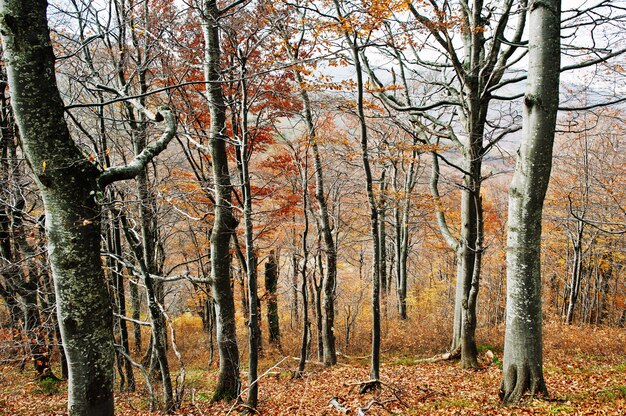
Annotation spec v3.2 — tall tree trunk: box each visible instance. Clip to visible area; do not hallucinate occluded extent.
[378,170,388,298]
[500,0,560,403]
[392,142,418,320]
[201,0,240,401]
[294,75,336,367]
[0,2,114,413]
[236,66,260,410]
[392,164,406,319]
[461,194,483,368]
[120,215,174,412]
[112,1,144,357]
[565,223,584,324]
[109,215,136,391]
[296,151,311,377]
[340,27,381,381]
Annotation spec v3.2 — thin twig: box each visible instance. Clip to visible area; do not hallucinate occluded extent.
[225,356,290,415]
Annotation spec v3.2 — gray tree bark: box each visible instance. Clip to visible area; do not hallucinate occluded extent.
[235,61,260,410]
[500,0,561,403]
[120,213,174,412]
[365,0,529,368]
[295,151,311,377]
[333,2,381,380]
[391,135,419,320]
[201,0,241,401]
[0,3,114,413]
[0,2,177,414]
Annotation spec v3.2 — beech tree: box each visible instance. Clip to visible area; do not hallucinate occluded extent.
[198,0,245,401]
[500,0,560,403]
[361,0,529,368]
[0,1,176,414]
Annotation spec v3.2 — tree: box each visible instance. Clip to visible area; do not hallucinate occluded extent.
[361,0,529,368]
[0,1,176,414]
[198,0,243,402]
[331,0,382,384]
[500,0,561,403]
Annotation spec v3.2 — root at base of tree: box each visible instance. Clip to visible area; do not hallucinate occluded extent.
[358,379,381,394]
[499,363,549,404]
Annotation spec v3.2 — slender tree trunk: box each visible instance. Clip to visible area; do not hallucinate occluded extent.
[456,180,479,366]
[461,195,483,369]
[378,170,388,298]
[500,0,560,403]
[121,213,174,412]
[202,0,240,401]
[297,85,336,367]
[342,34,381,381]
[296,152,311,377]
[282,29,338,364]
[392,164,406,319]
[565,225,584,324]
[236,67,261,410]
[110,215,136,391]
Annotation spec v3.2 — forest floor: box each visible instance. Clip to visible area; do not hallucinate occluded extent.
[1,323,625,415]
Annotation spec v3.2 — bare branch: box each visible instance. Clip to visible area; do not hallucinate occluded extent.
[99,107,176,187]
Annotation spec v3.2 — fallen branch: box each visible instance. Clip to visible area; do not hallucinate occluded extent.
[336,352,371,360]
[415,347,461,363]
[379,380,412,408]
[356,398,396,415]
[288,356,327,366]
[329,397,349,414]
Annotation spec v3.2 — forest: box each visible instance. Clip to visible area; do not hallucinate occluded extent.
[0,0,625,415]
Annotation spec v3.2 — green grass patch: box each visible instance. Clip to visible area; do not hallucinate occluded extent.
[477,343,498,353]
[546,403,575,414]
[391,357,419,366]
[598,385,626,402]
[32,377,61,395]
[429,397,473,409]
[194,391,211,402]
[613,361,626,372]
